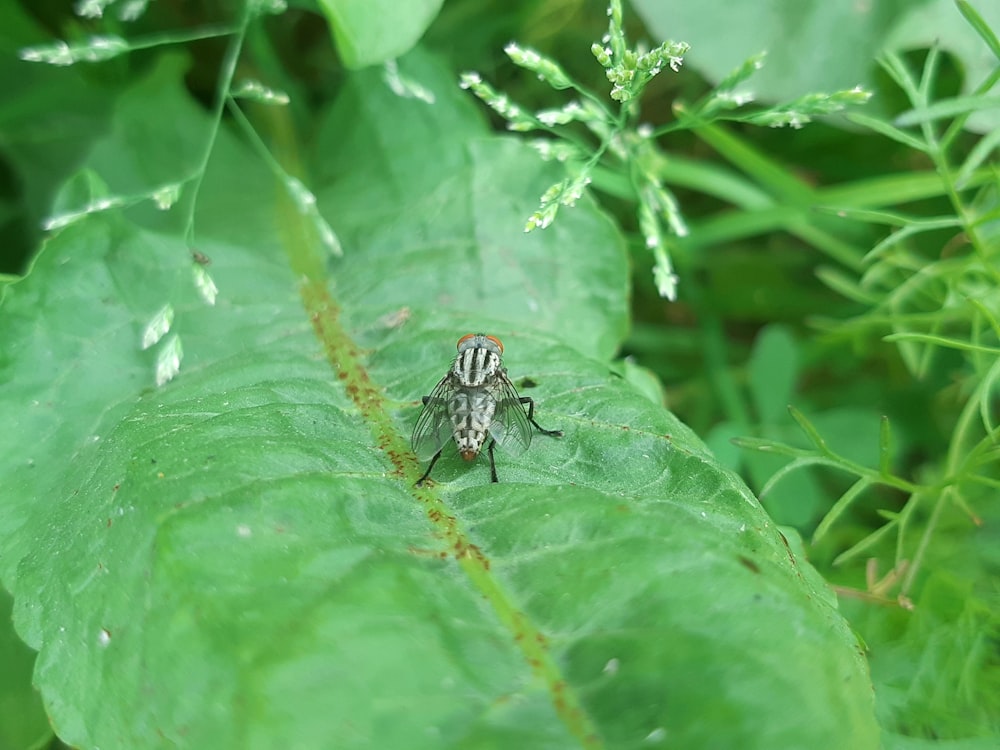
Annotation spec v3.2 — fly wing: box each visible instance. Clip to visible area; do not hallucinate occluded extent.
[411,375,455,461]
[488,373,532,456]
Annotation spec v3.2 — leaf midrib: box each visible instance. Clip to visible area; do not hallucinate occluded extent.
[299,277,603,749]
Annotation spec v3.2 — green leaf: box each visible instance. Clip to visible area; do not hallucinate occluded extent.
[747,325,798,425]
[1,49,878,750]
[731,436,816,459]
[632,0,911,103]
[0,588,51,750]
[608,357,667,407]
[317,0,444,68]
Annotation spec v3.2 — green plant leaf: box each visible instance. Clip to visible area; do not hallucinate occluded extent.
[0,588,51,750]
[0,49,878,749]
[632,0,914,103]
[317,0,444,68]
[747,324,798,424]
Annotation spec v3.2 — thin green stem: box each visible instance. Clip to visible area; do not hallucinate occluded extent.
[900,488,948,596]
[181,9,250,248]
[224,97,286,182]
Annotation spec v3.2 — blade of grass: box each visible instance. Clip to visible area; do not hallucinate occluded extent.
[815,267,881,305]
[812,477,873,545]
[957,0,1000,59]
[833,515,900,566]
[692,121,814,205]
[894,94,1000,127]
[883,332,1000,355]
[845,112,928,151]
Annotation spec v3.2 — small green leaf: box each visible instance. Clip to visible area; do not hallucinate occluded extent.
[788,405,831,453]
[812,478,873,545]
[317,0,443,68]
[0,589,51,750]
[747,325,798,425]
[731,436,815,459]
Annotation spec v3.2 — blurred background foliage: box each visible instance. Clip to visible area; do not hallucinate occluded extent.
[1,0,998,746]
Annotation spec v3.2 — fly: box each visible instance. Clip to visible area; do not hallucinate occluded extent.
[411,333,563,485]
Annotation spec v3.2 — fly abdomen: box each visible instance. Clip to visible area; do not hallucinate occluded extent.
[448,388,496,460]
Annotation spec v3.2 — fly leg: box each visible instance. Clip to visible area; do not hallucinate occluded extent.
[487,437,499,483]
[415,447,444,487]
[519,397,564,437]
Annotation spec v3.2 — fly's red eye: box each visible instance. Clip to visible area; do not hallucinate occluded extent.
[485,335,503,353]
[457,333,477,349]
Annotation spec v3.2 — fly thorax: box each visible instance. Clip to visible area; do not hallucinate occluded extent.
[452,346,502,387]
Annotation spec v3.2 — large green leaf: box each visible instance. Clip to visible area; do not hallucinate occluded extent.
[1,49,878,748]
[631,0,924,102]
[632,0,999,131]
